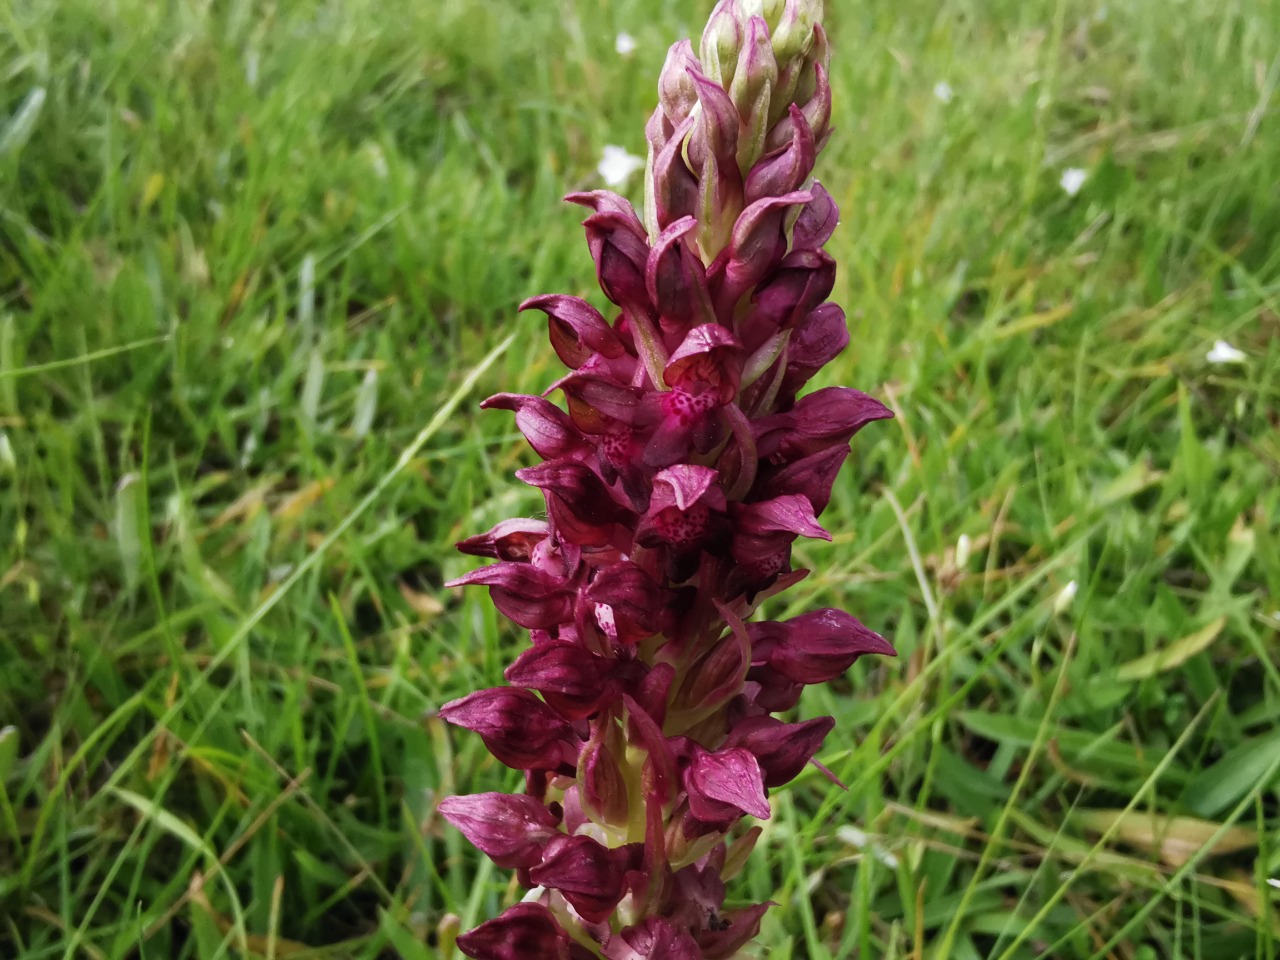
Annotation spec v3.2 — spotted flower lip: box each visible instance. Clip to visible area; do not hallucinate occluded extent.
[440,2,895,955]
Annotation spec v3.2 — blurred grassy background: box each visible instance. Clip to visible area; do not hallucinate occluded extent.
[2,0,1278,957]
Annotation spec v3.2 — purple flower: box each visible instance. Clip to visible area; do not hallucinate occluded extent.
[455,903,595,960]
[437,793,561,869]
[442,3,895,955]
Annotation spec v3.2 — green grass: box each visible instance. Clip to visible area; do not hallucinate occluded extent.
[2,0,1278,956]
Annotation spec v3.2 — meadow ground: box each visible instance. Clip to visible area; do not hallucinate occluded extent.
[2,0,1279,957]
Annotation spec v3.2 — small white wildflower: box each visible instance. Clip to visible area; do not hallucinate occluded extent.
[597,144,645,187]
[1268,877,1280,890]
[615,32,637,56]
[933,81,954,104]
[1060,168,1087,197]
[0,431,14,473]
[1053,580,1078,615]
[1205,339,1246,364]
[955,533,972,568]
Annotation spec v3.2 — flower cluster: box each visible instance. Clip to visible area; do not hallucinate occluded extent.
[438,2,894,956]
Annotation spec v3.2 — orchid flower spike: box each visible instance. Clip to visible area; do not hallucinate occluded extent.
[441,2,894,955]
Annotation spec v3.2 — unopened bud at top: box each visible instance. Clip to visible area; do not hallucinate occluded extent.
[771,0,824,64]
[699,0,743,87]
[747,0,789,25]
[729,16,778,172]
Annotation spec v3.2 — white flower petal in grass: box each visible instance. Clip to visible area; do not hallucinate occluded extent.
[1060,167,1088,197]
[352,368,379,440]
[598,144,645,187]
[0,431,14,474]
[1053,579,1078,615]
[268,563,295,583]
[933,81,954,104]
[615,32,637,56]
[1206,339,1246,364]
[955,533,972,568]
[1269,877,1280,891]
[837,826,899,869]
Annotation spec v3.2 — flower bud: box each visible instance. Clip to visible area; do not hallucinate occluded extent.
[646,217,714,334]
[766,57,831,153]
[438,688,578,771]
[672,617,750,721]
[648,116,700,233]
[516,458,635,547]
[567,193,653,313]
[770,0,822,65]
[579,720,631,826]
[505,641,620,720]
[714,189,813,311]
[780,302,849,397]
[756,443,848,515]
[437,793,561,869]
[682,745,771,824]
[529,834,643,923]
[584,561,669,642]
[658,39,703,125]
[751,607,896,684]
[699,0,743,87]
[729,17,777,172]
[445,562,575,630]
[604,918,702,960]
[791,180,839,252]
[455,902,590,960]
[455,518,549,561]
[520,294,626,368]
[694,902,772,960]
[744,105,815,203]
[725,714,834,786]
[753,386,893,460]
[480,393,584,461]
[751,247,836,331]
[690,72,746,261]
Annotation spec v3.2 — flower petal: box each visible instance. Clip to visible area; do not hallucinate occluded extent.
[446,561,576,629]
[439,688,577,771]
[684,745,771,822]
[752,608,896,684]
[528,835,642,924]
[437,792,560,869]
[455,902,586,960]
